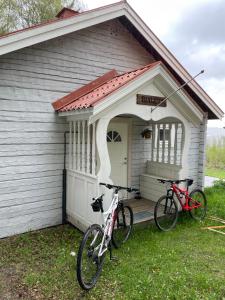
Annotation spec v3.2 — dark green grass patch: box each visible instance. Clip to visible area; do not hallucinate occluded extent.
[1,185,225,299]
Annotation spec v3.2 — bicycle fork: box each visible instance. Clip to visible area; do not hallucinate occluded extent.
[164,189,176,214]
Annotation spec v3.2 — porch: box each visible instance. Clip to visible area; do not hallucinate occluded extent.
[53,62,206,232]
[125,198,155,224]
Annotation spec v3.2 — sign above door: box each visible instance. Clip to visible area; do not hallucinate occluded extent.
[136,94,166,107]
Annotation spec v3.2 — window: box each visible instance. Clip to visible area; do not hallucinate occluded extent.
[107,131,122,142]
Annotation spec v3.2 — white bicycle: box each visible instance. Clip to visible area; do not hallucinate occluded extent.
[76,182,138,290]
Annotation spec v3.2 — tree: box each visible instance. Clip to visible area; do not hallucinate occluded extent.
[0,0,87,35]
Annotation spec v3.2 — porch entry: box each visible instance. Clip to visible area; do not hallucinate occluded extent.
[107,121,128,187]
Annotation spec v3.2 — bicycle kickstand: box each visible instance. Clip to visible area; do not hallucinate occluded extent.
[108,241,118,261]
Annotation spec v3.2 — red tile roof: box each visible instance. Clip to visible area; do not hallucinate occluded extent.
[53,61,161,112]
[52,69,118,111]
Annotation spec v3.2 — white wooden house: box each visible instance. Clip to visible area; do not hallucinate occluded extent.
[0,1,223,238]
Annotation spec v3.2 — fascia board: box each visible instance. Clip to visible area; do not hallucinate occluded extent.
[0,3,125,56]
[124,5,224,119]
[58,107,93,119]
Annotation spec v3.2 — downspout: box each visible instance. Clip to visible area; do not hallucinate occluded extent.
[62,131,69,224]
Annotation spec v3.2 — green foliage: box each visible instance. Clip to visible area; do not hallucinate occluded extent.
[0,0,87,35]
[206,139,225,170]
[1,186,225,299]
[213,179,225,190]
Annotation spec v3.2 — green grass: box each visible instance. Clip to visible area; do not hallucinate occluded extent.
[1,185,225,300]
[206,141,225,169]
[205,167,225,179]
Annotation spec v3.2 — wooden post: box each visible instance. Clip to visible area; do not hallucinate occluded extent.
[77,121,80,171]
[174,123,178,165]
[151,124,154,161]
[92,122,96,175]
[156,124,160,162]
[82,120,85,172]
[87,122,90,174]
[168,123,172,164]
[69,121,72,169]
[73,121,76,170]
[162,124,166,163]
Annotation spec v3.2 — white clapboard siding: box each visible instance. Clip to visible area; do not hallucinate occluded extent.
[0,209,62,239]
[0,192,61,208]
[0,198,62,219]
[0,111,67,123]
[0,19,153,238]
[0,144,64,156]
[187,123,206,189]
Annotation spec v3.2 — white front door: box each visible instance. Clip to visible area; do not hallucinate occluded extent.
[107,121,128,186]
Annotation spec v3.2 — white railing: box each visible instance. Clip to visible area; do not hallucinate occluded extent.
[68,120,96,175]
[151,122,184,165]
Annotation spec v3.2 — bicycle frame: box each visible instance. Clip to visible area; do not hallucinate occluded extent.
[171,184,202,211]
[96,192,119,257]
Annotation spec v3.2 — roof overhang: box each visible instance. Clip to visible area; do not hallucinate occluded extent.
[0,0,223,120]
[60,64,205,126]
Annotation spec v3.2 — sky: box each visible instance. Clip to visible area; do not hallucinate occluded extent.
[85,0,225,128]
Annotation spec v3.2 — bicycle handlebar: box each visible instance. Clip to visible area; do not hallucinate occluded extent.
[157,178,193,185]
[99,182,139,193]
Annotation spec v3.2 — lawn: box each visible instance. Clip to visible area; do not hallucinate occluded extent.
[205,167,225,179]
[1,184,225,300]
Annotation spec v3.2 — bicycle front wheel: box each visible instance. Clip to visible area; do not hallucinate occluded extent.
[76,224,105,290]
[112,205,133,248]
[189,189,207,220]
[154,195,178,231]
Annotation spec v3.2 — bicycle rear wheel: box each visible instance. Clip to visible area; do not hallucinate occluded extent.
[112,205,133,248]
[189,189,207,220]
[154,195,178,231]
[76,224,105,290]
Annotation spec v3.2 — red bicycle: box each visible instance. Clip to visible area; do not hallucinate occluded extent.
[154,178,207,231]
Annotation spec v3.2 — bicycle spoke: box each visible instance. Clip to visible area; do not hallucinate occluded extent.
[112,205,133,248]
[77,224,106,290]
[154,196,178,231]
[189,189,207,220]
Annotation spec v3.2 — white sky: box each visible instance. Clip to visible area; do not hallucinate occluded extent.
[85,0,225,128]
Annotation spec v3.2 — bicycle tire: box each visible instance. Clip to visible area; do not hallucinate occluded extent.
[154,195,178,231]
[76,224,105,290]
[189,189,207,220]
[112,205,133,248]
